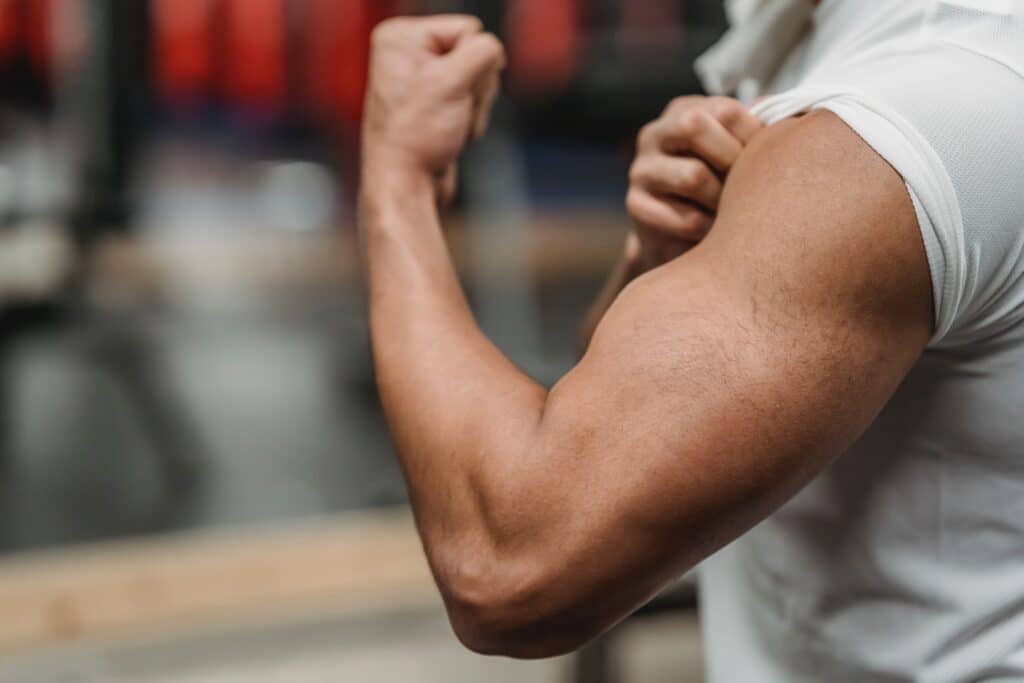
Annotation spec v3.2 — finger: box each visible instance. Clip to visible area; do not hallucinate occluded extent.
[437,164,458,209]
[624,231,643,264]
[630,155,724,211]
[418,14,484,54]
[472,71,500,140]
[655,111,744,173]
[626,188,715,243]
[444,32,506,91]
[661,95,704,117]
[706,96,764,145]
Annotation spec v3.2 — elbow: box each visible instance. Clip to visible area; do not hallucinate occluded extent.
[437,548,591,659]
[449,605,584,660]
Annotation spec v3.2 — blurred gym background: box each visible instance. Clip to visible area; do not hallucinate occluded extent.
[0,1,727,680]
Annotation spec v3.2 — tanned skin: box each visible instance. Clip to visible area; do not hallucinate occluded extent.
[580,94,765,353]
[360,15,932,659]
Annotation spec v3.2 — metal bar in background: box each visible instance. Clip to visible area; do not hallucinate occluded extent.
[67,0,149,242]
[53,0,208,518]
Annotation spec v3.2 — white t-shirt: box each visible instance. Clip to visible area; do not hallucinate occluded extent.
[696,1,1024,681]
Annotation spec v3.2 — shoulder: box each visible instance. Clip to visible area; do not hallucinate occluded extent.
[844,42,1024,342]
[766,40,1024,344]
[591,109,932,448]
[612,109,934,366]
[708,109,931,329]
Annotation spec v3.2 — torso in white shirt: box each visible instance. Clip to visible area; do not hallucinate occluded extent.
[697,1,1024,681]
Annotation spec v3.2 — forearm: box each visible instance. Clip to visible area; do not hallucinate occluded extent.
[358,18,624,656]
[359,165,547,558]
[360,166,675,656]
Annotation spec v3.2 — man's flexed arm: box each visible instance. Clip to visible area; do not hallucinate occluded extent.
[361,16,933,659]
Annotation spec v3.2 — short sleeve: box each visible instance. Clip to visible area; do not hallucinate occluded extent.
[752,42,1024,347]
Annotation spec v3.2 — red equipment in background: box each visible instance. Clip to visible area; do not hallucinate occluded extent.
[22,0,52,76]
[0,0,18,69]
[152,0,216,105]
[221,0,288,111]
[506,0,581,96]
[151,0,398,129]
[0,0,58,81]
[306,0,398,135]
[153,0,294,114]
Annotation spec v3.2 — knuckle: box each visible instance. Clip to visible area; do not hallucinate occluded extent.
[460,14,484,33]
[625,187,641,210]
[479,33,506,62]
[708,96,745,124]
[637,123,655,147]
[665,95,698,116]
[370,25,388,47]
[372,17,403,42]
[375,17,399,32]
[678,210,709,237]
[625,188,647,217]
[628,159,647,186]
[677,162,704,190]
[627,192,672,234]
[675,110,707,139]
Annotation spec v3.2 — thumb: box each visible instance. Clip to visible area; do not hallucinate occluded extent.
[419,14,484,54]
[471,71,500,140]
[444,32,506,91]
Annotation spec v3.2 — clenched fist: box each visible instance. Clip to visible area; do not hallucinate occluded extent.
[362,15,506,206]
[627,96,763,268]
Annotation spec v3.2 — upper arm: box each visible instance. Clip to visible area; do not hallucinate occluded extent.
[564,107,932,542]
[476,110,933,654]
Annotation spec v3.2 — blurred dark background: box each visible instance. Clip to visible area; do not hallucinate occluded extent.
[0,0,727,552]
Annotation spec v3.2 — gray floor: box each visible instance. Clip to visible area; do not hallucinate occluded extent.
[0,608,704,683]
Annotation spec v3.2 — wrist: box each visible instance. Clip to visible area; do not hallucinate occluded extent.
[358,158,440,260]
[361,155,436,205]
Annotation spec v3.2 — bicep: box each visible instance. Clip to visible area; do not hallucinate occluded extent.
[518,110,933,616]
